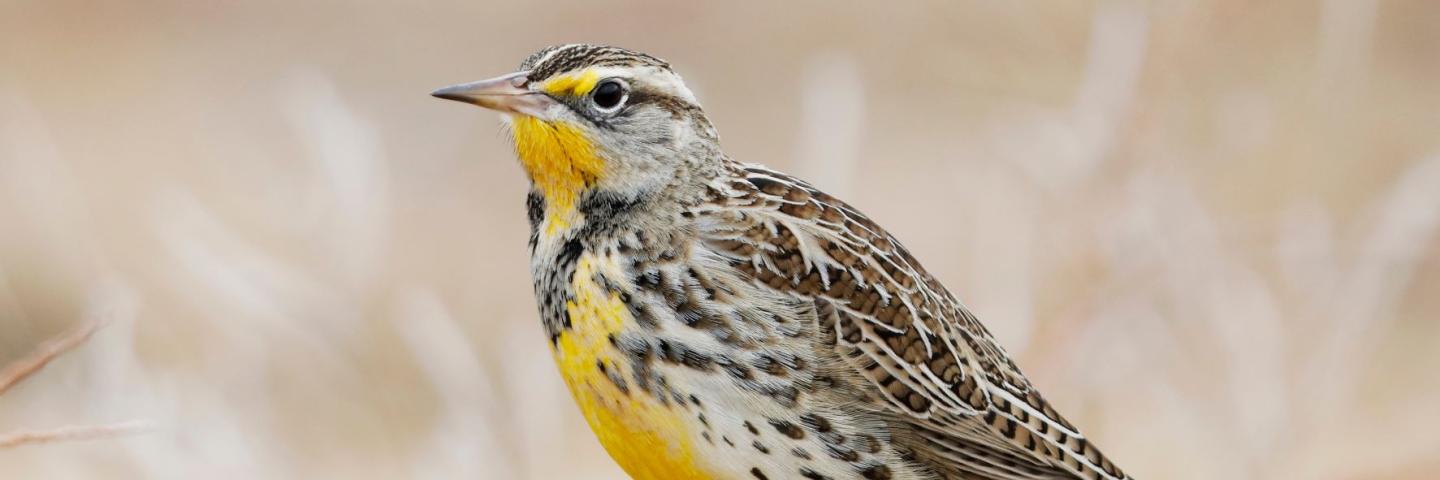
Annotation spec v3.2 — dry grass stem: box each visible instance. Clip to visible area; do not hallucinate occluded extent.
[0,421,154,449]
[0,319,153,450]
[0,319,104,397]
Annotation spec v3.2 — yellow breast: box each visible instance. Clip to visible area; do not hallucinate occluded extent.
[552,255,712,480]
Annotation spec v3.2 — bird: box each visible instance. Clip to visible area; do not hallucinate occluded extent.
[432,44,1133,480]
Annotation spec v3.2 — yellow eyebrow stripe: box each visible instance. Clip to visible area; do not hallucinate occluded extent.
[540,69,601,97]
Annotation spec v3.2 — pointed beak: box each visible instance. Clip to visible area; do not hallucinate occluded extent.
[431,70,554,118]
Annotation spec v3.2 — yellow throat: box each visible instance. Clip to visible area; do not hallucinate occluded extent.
[511,116,605,236]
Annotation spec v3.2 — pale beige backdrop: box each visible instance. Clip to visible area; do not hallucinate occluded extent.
[2,1,1438,479]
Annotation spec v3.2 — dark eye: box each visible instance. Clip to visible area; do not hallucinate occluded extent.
[592,79,627,111]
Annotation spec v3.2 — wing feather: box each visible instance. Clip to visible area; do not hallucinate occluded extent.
[695,164,1131,480]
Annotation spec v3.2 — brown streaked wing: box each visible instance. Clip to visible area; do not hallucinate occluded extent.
[691,163,1131,480]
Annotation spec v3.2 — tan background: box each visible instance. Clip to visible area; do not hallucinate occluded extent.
[2,1,1438,478]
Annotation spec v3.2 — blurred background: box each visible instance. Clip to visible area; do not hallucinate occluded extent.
[2,1,1438,478]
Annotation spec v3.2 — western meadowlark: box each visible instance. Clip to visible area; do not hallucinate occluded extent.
[433,44,1132,480]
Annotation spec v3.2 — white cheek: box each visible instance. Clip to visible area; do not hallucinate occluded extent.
[545,103,576,122]
[498,103,569,124]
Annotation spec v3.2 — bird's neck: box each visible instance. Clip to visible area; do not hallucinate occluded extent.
[511,116,726,248]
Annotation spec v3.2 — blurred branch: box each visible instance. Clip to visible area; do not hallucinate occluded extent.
[0,319,104,396]
[0,421,153,449]
[0,318,153,449]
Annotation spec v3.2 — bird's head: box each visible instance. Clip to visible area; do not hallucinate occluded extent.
[433,44,720,237]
